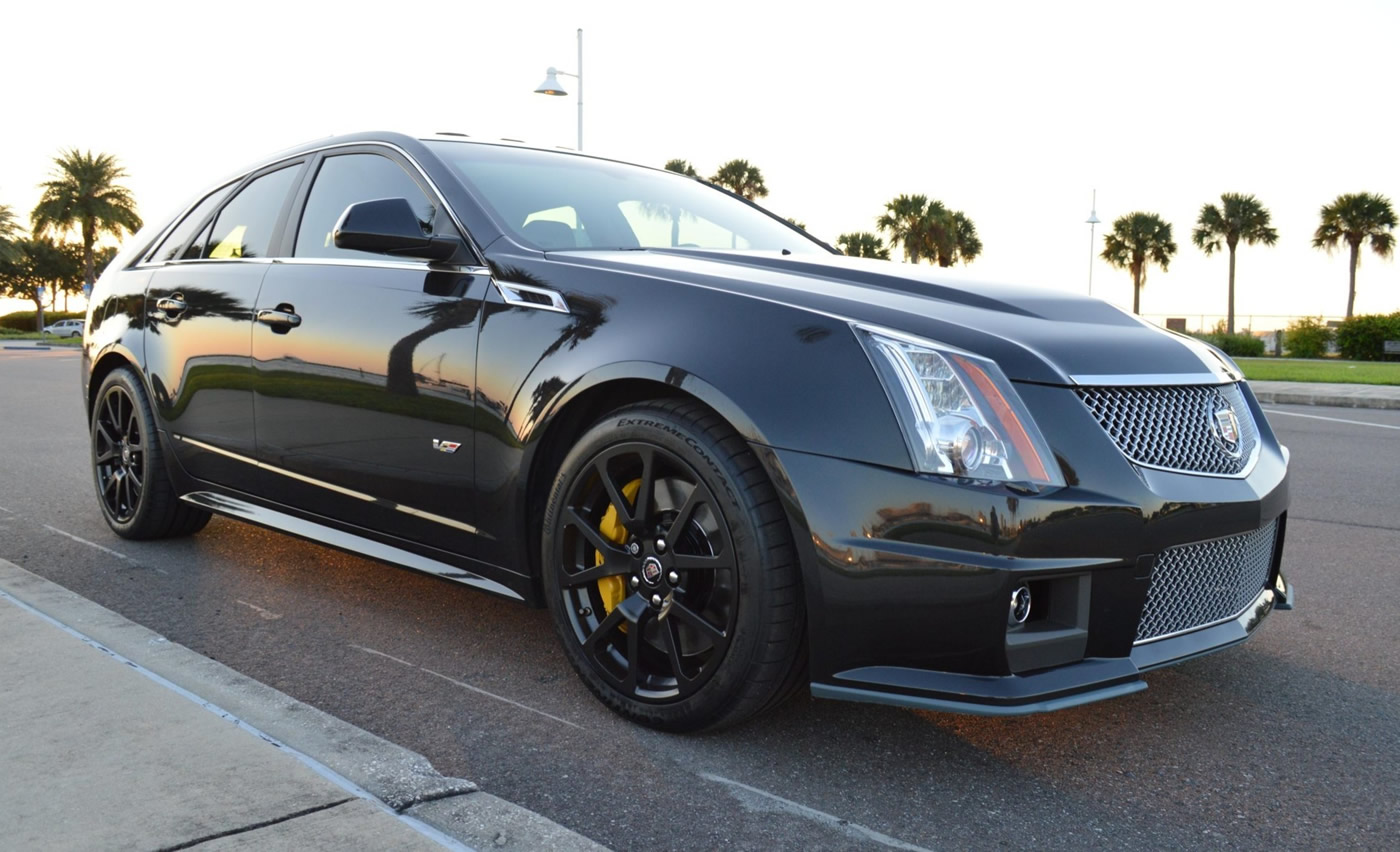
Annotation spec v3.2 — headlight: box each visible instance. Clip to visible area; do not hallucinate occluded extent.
[854,324,1064,488]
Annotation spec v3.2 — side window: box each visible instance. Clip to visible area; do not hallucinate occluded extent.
[197,165,300,260]
[147,183,235,263]
[294,153,437,260]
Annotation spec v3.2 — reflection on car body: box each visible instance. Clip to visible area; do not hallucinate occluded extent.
[79,132,1292,731]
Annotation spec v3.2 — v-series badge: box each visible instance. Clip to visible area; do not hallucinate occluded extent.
[432,439,461,454]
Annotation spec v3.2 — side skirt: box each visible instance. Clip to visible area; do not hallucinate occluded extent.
[180,491,524,601]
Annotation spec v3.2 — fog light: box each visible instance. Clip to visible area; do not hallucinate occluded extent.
[1009,585,1032,625]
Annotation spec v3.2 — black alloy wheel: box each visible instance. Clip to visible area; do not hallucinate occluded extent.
[91,368,210,539]
[93,381,146,525]
[543,400,805,731]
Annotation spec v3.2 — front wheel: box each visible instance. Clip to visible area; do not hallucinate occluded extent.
[542,401,805,731]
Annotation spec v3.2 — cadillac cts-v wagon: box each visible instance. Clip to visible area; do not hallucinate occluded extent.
[81,132,1292,730]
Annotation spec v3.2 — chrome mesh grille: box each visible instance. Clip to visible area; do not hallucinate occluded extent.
[1136,520,1278,643]
[1076,383,1258,476]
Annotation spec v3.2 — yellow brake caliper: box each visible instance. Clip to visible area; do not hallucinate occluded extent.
[596,479,642,629]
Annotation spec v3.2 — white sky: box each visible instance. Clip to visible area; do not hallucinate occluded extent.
[3,0,1397,328]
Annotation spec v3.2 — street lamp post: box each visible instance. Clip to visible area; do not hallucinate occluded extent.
[1085,189,1100,296]
[534,28,583,151]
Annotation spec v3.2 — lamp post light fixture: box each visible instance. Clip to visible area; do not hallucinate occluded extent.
[1085,189,1101,296]
[534,28,583,151]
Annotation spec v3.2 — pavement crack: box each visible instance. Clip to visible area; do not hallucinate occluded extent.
[395,787,480,814]
[155,797,356,850]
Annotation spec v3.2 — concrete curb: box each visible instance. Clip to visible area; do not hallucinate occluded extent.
[1248,378,1400,411]
[0,559,607,852]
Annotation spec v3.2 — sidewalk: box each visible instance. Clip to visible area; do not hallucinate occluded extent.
[0,560,606,852]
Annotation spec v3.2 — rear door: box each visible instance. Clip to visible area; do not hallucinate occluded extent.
[144,163,303,492]
[251,147,489,555]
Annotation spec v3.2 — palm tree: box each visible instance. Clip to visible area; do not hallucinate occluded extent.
[30,149,143,287]
[877,194,934,263]
[876,196,980,267]
[0,202,22,264]
[709,160,768,200]
[1312,193,1396,319]
[836,232,890,259]
[663,159,698,177]
[1192,193,1278,334]
[937,211,982,267]
[786,217,807,231]
[1101,212,1177,315]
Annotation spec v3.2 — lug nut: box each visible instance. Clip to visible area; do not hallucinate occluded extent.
[655,538,667,553]
[651,594,663,607]
[630,576,640,589]
[667,571,680,585]
[627,541,641,556]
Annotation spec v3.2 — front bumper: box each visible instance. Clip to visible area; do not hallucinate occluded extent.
[754,386,1292,715]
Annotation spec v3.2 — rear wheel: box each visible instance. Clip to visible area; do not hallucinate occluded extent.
[542,400,805,731]
[91,367,210,539]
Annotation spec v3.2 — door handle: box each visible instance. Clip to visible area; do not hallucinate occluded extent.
[156,295,187,317]
[256,307,302,333]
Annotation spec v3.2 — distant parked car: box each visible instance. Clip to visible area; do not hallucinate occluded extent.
[44,318,84,338]
[80,131,1294,731]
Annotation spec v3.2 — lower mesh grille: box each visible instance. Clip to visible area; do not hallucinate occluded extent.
[1136,520,1278,643]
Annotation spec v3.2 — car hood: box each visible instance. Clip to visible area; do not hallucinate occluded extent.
[550,249,1238,386]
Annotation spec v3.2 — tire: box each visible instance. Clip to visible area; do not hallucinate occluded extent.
[91,367,211,539]
[542,400,805,732]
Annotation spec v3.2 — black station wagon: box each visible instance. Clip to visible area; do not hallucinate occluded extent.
[82,132,1293,730]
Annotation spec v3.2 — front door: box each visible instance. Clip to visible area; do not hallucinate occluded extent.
[251,149,487,556]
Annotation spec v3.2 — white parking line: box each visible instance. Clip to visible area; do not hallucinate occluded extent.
[1263,409,1400,430]
[41,524,133,561]
[236,599,283,620]
[350,644,585,731]
[700,772,933,851]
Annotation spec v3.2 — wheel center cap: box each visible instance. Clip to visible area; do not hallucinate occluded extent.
[121,447,132,465]
[640,556,664,586]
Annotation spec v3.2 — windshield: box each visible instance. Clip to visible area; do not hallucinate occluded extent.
[424,141,828,255]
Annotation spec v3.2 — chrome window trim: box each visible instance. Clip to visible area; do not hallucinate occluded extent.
[172,434,483,537]
[133,139,486,269]
[495,279,571,314]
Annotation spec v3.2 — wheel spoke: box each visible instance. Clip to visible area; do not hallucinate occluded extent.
[558,560,632,589]
[661,618,694,686]
[582,606,626,655]
[669,600,728,649]
[632,446,655,528]
[94,447,119,464]
[670,551,729,572]
[565,508,627,562]
[594,458,632,524]
[622,606,649,694]
[94,420,118,451]
[664,483,706,542]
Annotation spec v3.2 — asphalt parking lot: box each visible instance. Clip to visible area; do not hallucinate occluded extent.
[2,345,1396,850]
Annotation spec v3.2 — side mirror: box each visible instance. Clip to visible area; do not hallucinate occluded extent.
[333,197,463,261]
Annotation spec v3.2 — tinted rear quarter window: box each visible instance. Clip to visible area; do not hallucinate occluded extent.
[146,183,235,264]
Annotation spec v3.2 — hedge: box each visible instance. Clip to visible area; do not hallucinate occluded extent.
[1192,330,1266,357]
[1335,312,1400,361]
[1284,316,1333,359]
[0,310,86,332]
